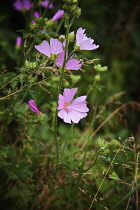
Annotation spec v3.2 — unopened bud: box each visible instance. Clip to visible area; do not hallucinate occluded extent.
[74,7,81,18]
[74,45,80,51]
[95,74,100,81]
[70,5,77,13]
[62,4,69,10]
[68,31,75,42]
[59,35,65,42]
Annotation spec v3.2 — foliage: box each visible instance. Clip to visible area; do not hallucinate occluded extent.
[0,0,139,209]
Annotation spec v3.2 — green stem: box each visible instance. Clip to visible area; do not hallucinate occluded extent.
[71,105,97,205]
[53,19,70,165]
[56,19,64,34]
[67,49,76,60]
[68,123,75,206]
[42,0,54,18]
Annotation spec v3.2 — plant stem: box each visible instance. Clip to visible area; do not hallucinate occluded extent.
[56,19,64,34]
[72,105,98,205]
[53,18,70,165]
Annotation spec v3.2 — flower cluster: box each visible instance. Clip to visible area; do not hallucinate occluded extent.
[32,27,99,123]
[35,27,99,72]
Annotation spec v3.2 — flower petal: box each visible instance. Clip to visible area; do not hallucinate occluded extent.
[71,96,87,104]
[70,104,89,112]
[56,50,64,67]
[35,40,51,57]
[57,94,65,110]
[76,28,86,46]
[50,38,63,55]
[80,39,99,50]
[58,110,71,124]
[66,59,82,70]
[69,110,87,123]
[76,27,99,51]
[63,88,77,103]
[41,0,54,8]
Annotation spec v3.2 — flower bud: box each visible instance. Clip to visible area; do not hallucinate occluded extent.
[62,4,69,10]
[16,36,22,49]
[28,99,40,115]
[74,45,80,51]
[95,74,101,81]
[68,31,74,42]
[70,5,77,13]
[74,7,81,18]
[59,35,66,42]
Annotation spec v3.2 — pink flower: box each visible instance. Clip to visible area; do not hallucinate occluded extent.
[32,11,40,24]
[35,38,63,57]
[76,28,99,50]
[51,10,64,22]
[56,50,82,71]
[13,0,33,11]
[57,88,89,124]
[16,36,22,47]
[41,0,54,8]
[28,99,40,115]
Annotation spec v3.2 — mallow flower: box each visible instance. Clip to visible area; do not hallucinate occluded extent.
[51,10,64,22]
[35,38,63,58]
[41,0,54,8]
[57,88,89,124]
[56,50,82,71]
[28,99,40,115]
[75,27,99,50]
[13,0,33,11]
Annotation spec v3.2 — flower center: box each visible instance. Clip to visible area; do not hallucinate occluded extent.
[63,102,70,112]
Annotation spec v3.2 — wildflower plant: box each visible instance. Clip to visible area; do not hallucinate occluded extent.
[0,0,138,209]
